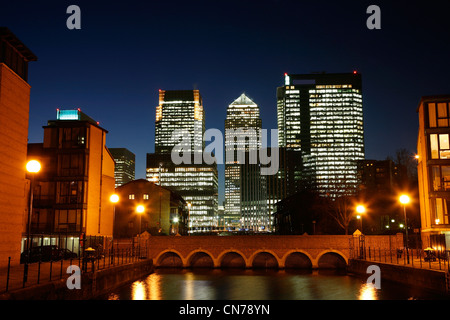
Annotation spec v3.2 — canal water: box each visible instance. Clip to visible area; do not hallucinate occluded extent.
[98,268,449,300]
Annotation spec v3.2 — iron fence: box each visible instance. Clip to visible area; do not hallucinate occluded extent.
[0,241,148,294]
[351,246,450,272]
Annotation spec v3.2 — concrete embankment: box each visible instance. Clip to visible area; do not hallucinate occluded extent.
[348,259,449,294]
[0,259,153,300]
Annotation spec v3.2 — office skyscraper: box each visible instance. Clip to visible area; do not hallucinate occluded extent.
[155,90,204,153]
[147,89,218,233]
[109,148,135,188]
[277,72,364,197]
[224,93,267,231]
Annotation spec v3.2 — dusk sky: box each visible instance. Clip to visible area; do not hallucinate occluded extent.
[2,1,450,203]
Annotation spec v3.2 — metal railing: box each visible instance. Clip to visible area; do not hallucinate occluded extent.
[0,245,148,294]
[351,246,450,272]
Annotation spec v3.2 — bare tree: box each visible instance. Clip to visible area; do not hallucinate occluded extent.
[325,176,359,235]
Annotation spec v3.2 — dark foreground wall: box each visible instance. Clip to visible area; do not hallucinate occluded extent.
[348,259,449,294]
[0,259,153,300]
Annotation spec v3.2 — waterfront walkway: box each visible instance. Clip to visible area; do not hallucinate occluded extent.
[0,250,143,295]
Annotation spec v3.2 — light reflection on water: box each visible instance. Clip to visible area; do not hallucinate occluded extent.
[102,268,447,301]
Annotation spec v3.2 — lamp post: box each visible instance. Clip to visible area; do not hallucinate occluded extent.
[356,205,366,233]
[24,160,41,284]
[109,194,119,262]
[399,194,411,264]
[136,205,144,258]
[187,202,191,236]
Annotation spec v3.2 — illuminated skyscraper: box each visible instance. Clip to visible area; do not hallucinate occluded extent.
[109,148,135,187]
[277,72,364,197]
[224,93,267,231]
[147,89,218,233]
[155,90,204,153]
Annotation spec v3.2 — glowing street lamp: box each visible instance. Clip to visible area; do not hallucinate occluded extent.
[24,160,41,282]
[136,205,145,258]
[356,205,366,232]
[399,194,411,263]
[136,205,145,233]
[187,202,192,236]
[110,194,119,204]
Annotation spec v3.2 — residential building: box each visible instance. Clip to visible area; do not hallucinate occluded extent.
[26,109,115,256]
[113,179,188,237]
[417,95,450,246]
[0,28,37,266]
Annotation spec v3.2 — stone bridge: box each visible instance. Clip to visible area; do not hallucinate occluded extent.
[146,235,358,269]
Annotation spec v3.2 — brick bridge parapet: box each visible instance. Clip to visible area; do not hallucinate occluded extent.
[146,235,359,269]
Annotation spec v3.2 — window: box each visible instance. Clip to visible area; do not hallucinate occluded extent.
[57,181,83,204]
[428,103,437,127]
[129,194,135,200]
[54,209,82,232]
[428,102,450,128]
[143,194,149,200]
[434,198,450,225]
[430,134,450,159]
[59,127,87,149]
[431,166,450,191]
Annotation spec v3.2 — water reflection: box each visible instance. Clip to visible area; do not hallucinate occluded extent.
[131,281,146,300]
[358,283,379,300]
[104,268,447,300]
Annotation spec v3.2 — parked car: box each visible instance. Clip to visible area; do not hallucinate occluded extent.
[20,245,63,263]
[60,248,78,259]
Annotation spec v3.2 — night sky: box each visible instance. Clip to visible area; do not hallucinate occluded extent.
[2,1,450,204]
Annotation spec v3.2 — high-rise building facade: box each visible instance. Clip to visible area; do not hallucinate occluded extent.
[155,90,204,153]
[0,28,37,266]
[224,93,268,231]
[277,72,364,197]
[147,89,218,233]
[146,153,218,232]
[417,95,450,244]
[109,148,135,187]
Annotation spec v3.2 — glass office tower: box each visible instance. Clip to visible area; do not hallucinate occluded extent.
[147,90,218,233]
[155,90,204,153]
[224,93,267,231]
[109,148,135,188]
[277,72,364,197]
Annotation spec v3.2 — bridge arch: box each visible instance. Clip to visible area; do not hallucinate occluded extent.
[186,249,215,268]
[316,250,347,269]
[249,250,280,269]
[155,249,184,268]
[282,250,313,269]
[217,250,247,269]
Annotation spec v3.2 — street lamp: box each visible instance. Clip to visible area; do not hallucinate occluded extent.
[136,205,145,258]
[109,194,119,258]
[399,194,411,263]
[136,205,145,235]
[24,160,41,283]
[356,205,366,233]
[187,202,191,236]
